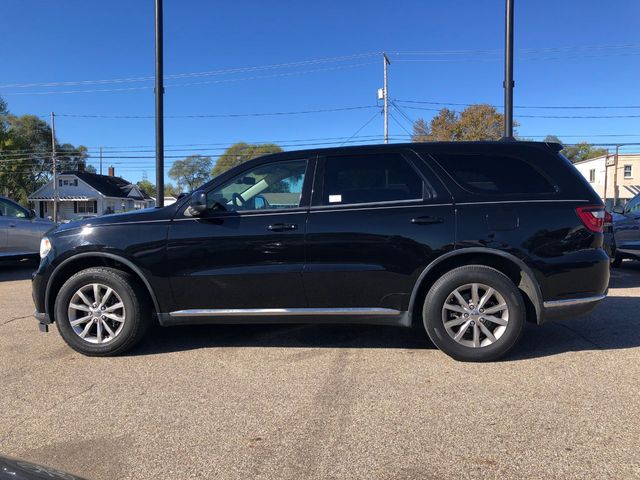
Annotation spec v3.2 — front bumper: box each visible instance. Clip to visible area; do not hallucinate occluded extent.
[34,311,51,324]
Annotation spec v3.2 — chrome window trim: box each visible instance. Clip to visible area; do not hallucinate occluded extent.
[309,202,453,214]
[174,209,307,221]
[455,199,589,206]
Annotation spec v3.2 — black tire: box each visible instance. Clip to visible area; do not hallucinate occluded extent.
[611,254,623,268]
[423,265,525,362]
[55,267,150,356]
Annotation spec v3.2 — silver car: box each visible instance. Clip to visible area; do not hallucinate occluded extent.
[0,196,54,260]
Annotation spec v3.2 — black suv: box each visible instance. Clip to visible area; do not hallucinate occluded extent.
[32,142,609,361]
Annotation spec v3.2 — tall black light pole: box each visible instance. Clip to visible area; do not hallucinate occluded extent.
[503,0,515,139]
[155,0,165,207]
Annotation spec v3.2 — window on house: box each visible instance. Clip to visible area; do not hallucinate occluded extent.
[589,169,596,183]
[76,201,96,214]
[72,179,78,186]
[624,165,632,178]
[58,180,62,187]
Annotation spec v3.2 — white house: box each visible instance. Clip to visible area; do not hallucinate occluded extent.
[573,154,640,209]
[151,195,178,206]
[28,166,155,222]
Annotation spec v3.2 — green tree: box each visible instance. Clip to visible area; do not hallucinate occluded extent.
[212,142,282,177]
[0,97,96,203]
[0,97,8,143]
[411,118,430,142]
[135,180,182,199]
[165,183,181,197]
[543,135,607,163]
[0,114,53,203]
[168,155,213,191]
[412,104,514,142]
[57,144,94,173]
[136,179,156,198]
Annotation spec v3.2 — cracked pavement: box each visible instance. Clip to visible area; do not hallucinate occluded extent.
[0,260,639,479]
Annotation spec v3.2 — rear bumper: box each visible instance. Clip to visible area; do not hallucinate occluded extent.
[541,294,605,323]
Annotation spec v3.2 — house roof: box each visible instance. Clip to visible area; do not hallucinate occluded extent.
[61,171,152,200]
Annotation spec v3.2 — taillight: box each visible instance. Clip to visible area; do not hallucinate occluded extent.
[576,205,605,233]
[604,210,613,226]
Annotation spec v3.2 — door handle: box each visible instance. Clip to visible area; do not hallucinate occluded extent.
[8,224,16,228]
[267,223,298,232]
[411,216,444,225]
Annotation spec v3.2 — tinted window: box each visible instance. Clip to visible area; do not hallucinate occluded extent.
[627,195,640,214]
[0,199,27,218]
[434,153,556,195]
[207,159,307,211]
[322,154,423,205]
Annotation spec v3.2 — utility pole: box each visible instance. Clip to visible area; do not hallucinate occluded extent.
[51,112,58,222]
[503,0,515,139]
[99,146,103,175]
[613,144,620,206]
[155,0,165,207]
[383,53,391,144]
[603,153,609,206]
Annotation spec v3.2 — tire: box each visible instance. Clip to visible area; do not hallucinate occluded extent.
[55,267,150,356]
[611,254,623,268]
[423,265,525,362]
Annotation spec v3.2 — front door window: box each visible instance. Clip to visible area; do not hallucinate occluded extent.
[0,199,28,219]
[207,159,307,212]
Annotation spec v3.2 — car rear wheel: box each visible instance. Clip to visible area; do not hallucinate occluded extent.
[423,265,525,362]
[55,267,150,356]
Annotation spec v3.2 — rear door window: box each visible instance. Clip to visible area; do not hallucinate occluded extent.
[433,153,556,195]
[321,153,424,206]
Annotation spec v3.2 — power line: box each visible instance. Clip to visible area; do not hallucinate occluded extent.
[395,99,640,110]
[0,53,381,89]
[53,105,378,119]
[1,62,378,96]
[340,110,383,146]
[388,43,640,56]
[397,104,640,119]
[388,111,413,137]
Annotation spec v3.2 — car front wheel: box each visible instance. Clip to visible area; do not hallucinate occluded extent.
[54,267,150,356]
[423,265,526,362]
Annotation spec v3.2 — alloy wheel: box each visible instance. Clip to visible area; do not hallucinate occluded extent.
[67,283,126,344]
[441,283,509,348]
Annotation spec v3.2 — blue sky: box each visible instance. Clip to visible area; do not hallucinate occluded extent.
[1,0,639,184]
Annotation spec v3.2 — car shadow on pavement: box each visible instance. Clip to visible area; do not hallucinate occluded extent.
[0,261,37,282]
[508,294,640,361]
[131,323,433,356]
[610,260,640,288]
[129,292,640,360]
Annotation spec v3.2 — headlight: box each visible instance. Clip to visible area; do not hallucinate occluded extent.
[39,237,52,258]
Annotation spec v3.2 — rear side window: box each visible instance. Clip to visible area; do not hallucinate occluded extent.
[434,153,556,195]
[322,154,423,205]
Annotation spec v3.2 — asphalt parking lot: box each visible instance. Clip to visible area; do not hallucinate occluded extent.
[0,261,639,480]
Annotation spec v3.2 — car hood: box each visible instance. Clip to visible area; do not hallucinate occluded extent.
[52,205,179,233]
[0,454,87,479]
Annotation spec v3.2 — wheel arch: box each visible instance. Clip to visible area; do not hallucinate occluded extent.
[408,248,543,326]
[45,252,161,321]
